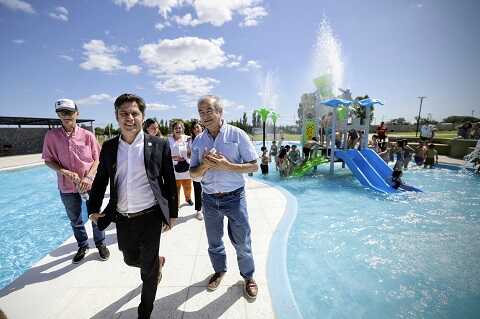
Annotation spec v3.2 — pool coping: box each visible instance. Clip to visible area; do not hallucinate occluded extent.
[0,176,286,318]
[0,162,44,172]
[253,177,304,319]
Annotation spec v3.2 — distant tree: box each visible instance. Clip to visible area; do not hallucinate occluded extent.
[414,116,439,125]
[251,111,257,127]
[94,127,105,136]
[242,112,248,127]
[388,117,410,125]
[104,123,118,136]
[442,115,480,123]
[228,120,252,134]
[351,95,374,124]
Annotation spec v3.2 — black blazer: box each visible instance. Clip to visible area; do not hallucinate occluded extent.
[87,134,178,231]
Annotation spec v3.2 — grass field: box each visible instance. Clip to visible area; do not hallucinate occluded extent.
[388,130,457,139]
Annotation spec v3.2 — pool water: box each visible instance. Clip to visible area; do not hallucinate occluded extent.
[254,157,480,319]
[0,165,75,289]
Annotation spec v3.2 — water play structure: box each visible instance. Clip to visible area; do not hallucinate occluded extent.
[464,139,480,169]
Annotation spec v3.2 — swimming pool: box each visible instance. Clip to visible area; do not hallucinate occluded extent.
[255,157,480,319]
[0,165,74,290]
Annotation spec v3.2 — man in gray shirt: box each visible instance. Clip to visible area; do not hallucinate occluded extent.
[190,95,259,300]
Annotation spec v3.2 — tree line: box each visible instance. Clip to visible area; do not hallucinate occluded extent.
[95,112,299,137]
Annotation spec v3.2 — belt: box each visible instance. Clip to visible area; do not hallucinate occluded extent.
[119,205,158,219]
[209,187,243,197]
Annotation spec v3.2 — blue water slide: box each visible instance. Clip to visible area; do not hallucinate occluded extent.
[335,149,395,193]
[361,148,422,192]
[360,148,392,180]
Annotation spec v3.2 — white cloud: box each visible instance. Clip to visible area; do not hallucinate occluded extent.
[222,98,246,110]
[416,3,423,8]
[49,6,69,21]
[191,0,267,27]
[155,74,219,96]
[113,0,185,17]
[139,37,229,74]
[155,20,171,30]
[147,103,176,111]
[125,65,142,74]
[56,6,68,15]
[76,93,115,106]
[59,54,73,61]
[80,39,141,74]
[239,6,267,27]
[238,59,261,71]
[12,39,25,44]
[0,0,35,14]
[171,13,200,26]
[114,0,267,28]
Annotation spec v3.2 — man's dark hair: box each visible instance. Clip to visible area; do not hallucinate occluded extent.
[114,93,146,115]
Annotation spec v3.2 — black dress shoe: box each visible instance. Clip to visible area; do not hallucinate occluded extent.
[72,246,89,264]
[97,244,110,261]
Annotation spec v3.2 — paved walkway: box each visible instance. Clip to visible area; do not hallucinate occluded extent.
[0,154,43,170]
[0,178,287,319]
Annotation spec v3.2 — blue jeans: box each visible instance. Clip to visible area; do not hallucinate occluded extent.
[60,192,105,248]
[202,187,255,279]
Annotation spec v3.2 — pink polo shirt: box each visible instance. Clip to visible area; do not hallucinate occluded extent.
[42,126,100,193]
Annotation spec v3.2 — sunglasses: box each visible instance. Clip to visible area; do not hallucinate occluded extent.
[57,110,76,116]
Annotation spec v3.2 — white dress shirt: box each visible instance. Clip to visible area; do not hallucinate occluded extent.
[115,131,157,214]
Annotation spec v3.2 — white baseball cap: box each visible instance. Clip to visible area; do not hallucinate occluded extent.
[55,99,78,112]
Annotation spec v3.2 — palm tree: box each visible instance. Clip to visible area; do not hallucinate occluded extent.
[270,111,279,141]
[255,107,271,147]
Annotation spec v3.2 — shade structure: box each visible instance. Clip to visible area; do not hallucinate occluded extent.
[320,98,353,108]
[358,98,384,107]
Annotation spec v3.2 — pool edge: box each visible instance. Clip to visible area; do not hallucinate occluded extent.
[248,177,304,319]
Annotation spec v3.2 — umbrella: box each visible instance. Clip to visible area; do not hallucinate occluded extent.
[320,98,353,108]
[358,98,384,107]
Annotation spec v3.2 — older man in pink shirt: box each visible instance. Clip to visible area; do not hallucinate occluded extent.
[42,99,109,263]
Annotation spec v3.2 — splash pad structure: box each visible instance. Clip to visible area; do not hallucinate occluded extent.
[297,18,420,193]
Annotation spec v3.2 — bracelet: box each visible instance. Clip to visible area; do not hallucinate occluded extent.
[84,176,94,181]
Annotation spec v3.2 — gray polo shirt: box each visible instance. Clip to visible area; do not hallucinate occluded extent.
[190,123,257,194]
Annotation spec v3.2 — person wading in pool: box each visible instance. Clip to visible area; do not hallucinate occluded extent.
[190,95,259,300]
[42,98,109,264]
[88,93,178,319]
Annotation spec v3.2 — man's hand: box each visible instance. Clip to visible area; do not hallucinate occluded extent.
[205,153,232,171]
[89,213,105,225]
[163,217,177,232]
[77,176,93,193]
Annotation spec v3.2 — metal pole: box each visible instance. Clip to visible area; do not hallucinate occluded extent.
[330,109,336,175]
[415,96,427,137]
[363,106,371,149]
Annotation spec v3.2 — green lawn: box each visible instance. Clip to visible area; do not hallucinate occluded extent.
[388,130,457,139]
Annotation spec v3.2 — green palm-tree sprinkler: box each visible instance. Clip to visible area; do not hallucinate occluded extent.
[270,111,279,141]
[255,107,271,148]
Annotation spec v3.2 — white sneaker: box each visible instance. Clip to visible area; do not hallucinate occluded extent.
[196,211,204,220]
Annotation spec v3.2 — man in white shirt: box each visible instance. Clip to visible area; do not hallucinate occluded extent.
[88,93,178,319]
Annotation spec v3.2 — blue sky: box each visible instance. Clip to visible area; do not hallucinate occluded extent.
[1,0,479,128]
